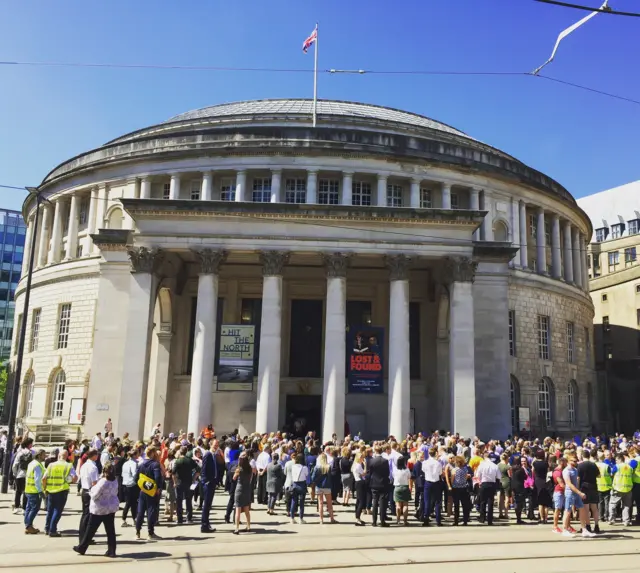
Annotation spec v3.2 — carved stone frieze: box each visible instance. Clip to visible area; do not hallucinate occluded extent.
[259,251,290,277]
[384,254,412,281]
[442,256,478,284]
[322,252,351,278]
[193,248,227,274]
[128,247,163,274]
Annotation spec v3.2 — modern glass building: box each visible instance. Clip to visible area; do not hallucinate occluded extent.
[0,209,26,362]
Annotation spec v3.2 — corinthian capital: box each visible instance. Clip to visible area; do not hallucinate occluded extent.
[193,248,227,274]
[443,256,478,284]
[260,251,290,277]
[385,254,412,281]
[128,247,163,274]
[322,252,351,278]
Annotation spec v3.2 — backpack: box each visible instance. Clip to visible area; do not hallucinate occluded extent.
[18,451,33,472]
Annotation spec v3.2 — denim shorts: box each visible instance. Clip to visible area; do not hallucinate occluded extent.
[552,491,565,510]
[564,491,584,510]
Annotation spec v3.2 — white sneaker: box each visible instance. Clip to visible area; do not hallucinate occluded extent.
[562,529,575,537]
[290,518,297,524]
[299,518,307,524]
[12,508,19,515]
[582,529,596,538]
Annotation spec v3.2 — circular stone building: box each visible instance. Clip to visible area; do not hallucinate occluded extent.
[12,99,595,442]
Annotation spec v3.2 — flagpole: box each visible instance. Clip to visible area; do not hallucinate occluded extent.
[313,23,318,128]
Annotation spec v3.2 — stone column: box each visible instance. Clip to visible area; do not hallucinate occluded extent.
[94,184,107,234]
[256,251,289,434]
[410,179,420,208]
[169,174,181,200]
[341,172,353,206]
[482,191,493,241]
[140,177,152,200]
[187,249,227,434]
[519,200,528,269]
[510,197,520,266]
[580,234,589,290]
[444,256,478,438]
[306,170,318,204]
[235,170,247,202]
[322,253,349,443]
[23,216,34,268]
[386,254,411,439]
[551,214,561,279]
[144,330,172,438]
[118,247,163,438]
[64,194,80,260]
[37,204,52,267]
[201,172,213,201]
[270,169,282,203]
[572,228,582,288]
[83,187,98,255]
[536,207,547,274]
[442,183,452,209]
[376,174,387,207]
[47,198,65,264]
[563,222,574,283]
[471,188,481,241]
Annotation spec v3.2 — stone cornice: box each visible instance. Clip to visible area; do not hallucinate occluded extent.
[473,241,520,262]
[90,229,131,251]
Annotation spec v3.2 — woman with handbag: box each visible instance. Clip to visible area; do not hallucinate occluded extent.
[522,457,536,520]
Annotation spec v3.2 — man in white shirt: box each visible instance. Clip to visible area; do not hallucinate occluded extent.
[78,449,99,542]
[91,433,103,451]
[475,453,501,525]
[422,446,443,526]
[256,446,272,506]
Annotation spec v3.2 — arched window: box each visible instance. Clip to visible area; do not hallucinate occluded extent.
[107,207,124,230]
[538,378,552,427]
[510,375,520,434]
[568,380,578,427]
[494,220,509,242]
[51,370,66,419]
[23,372,35,418]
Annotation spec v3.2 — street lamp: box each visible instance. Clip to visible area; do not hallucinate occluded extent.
[1,187,46,493]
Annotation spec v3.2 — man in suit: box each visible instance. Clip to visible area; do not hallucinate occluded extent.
[368,445,390,527]
[200,442,218,533]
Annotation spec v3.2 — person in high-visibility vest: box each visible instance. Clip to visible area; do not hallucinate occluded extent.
[595,451,612,524]
[42,450,77,537]
[608,453,636,527]
[630,446,640,525]
[24,449,47,534]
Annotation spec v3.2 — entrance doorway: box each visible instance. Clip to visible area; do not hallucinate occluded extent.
[285,394,322,438]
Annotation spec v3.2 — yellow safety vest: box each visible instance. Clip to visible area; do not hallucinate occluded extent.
[595,462,612,492]
[612,463,633,493]
[45,461,72,494]
[633,457,640,485]
[25,460,45,494]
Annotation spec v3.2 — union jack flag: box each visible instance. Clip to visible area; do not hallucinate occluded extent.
[302,26,317,53]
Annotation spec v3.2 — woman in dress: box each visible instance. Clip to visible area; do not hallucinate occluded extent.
[73,462,119,558]
[532,449,552,524]
[446,456,472,526]
[392,456,411,526]
[233,453,253,534]
[339,446,354,507]
[497,453,512,520]
[311,453,336,524]
[266,453,284,515]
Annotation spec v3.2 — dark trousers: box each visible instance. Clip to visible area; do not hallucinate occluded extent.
[135,493,159,534]
[267,492,278,510]
[451,487,471,524]
[290,484,307,519]
[257,473,268,505]
[14,477,26,509]
[79,490,91,541]
[78,513,116,555]
[633,484,640,522]
[423,481,442,524]
[479,482,497,524]
[598,490,611,522]
[45,490,69,534]
[285,487,293,516]
[355,480,367,520]
[365,484,373,510]
[122,485,139,521]
[414,483,423,512]
[200,481,215,530]
[226,482,237,521]
[176,483,193,523]
[371,488,388,524]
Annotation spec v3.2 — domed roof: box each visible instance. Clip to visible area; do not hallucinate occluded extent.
[158,99,471,139]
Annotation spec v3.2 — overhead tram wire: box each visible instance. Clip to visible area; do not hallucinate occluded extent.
[533,0,640,17]
[0,184,28,190]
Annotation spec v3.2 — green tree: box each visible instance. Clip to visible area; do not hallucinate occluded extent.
[0,364,8,403]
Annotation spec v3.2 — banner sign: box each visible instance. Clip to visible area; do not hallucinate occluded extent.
[518,407,530,432]
[347,326,384,394]
[217,325,255,391]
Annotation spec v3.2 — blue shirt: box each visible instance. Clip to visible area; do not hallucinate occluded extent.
[200,451,218,484]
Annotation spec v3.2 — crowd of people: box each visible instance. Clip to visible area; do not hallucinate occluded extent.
[2,422,640,558]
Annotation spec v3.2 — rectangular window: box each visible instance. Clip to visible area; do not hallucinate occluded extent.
[30,308,41,352]
[76,243,83,259]
[585,326,591,365]
[508,310,516,357]
[420,188,432,208]
[611,223,624,239]
[285,178,306,204]
[450,192,459,210]
[637,309,640,327]
[628,219,639,235]
[57,303,72,350]
[603,315,610,332]
[190,180,201,200]
[529,214,537,238]
[220,178,236,201]
[387,184,403,207]
[318,179,339,205]
[602,293,608,302]
[13,313,22,355]
[162,183,171,200]
[252,178,272,203]
[608,251,620,271]
[537,315,550,360]
[78,197,88,226]
[595,228,608,242]
[352,181,372,206]
[566,321,575,363]
[544,221,550,245]
[625,247,637,265]
[637,284,640,294]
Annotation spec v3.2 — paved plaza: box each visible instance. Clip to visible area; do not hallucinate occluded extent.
[0,490,638,573]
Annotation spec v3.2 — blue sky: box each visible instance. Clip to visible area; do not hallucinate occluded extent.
[0,0,637,212]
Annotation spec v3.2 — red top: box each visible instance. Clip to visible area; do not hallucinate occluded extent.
[552,469,564,493]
